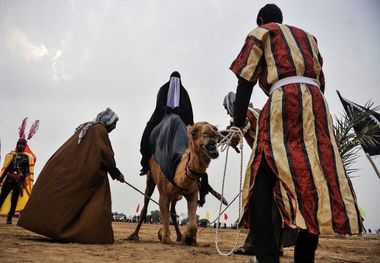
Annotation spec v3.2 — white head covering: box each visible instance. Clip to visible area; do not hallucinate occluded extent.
[166,77,181,108]
[223,92,253,117]
[76,108,118,144]
[223,92,236,117]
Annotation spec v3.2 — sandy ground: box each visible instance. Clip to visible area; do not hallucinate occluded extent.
[0,217,379,263]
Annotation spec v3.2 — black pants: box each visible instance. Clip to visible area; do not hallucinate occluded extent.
[294,229,319,263]
[251,158,318,263]
[140,120,156,170]
[0,177,20,219]
[244,201,283,250]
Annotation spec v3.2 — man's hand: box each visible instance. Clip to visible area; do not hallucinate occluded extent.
[117,174,125,183]
[229,133,241,148]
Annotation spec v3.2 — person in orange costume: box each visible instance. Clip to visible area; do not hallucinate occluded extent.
[0,138,34,224]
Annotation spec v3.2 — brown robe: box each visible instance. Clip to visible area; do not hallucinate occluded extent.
[18,123,119,244]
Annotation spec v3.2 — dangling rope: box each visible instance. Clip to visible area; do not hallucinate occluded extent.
[214,126,244,256]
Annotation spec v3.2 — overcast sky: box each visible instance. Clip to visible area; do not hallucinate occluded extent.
[1,0,379,231]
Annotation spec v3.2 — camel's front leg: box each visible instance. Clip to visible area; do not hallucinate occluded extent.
[183,191,198,245]
[158,194,172,244]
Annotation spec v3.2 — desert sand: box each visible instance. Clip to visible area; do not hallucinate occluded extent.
[0,217,379,263]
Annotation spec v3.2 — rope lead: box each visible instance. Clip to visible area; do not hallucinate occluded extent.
[214,127,244,256]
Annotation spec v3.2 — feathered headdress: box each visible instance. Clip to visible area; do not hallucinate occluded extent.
[18,117,28,139]
[18,117,40,141]
[18,117,39,162]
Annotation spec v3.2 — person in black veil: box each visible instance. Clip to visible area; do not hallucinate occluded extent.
[139,71,194,176]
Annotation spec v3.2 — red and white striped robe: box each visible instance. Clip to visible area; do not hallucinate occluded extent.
[231,22,361,235]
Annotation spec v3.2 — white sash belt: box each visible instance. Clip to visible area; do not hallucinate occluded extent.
[269,76,320,95]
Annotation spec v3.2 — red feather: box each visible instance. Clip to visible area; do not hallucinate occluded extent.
[19,117,28,139]
[27,120,40,140]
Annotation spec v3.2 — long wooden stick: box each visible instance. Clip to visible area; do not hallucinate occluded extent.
[123,180,159,206]
[123,180,181,219]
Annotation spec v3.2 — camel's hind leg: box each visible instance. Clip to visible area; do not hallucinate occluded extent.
[126,173,156,241]
[170,198,183,242]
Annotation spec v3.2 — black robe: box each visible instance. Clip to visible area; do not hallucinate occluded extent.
[140,79,194,168]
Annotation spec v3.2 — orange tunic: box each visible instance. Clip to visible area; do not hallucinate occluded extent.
[0,150,34,215]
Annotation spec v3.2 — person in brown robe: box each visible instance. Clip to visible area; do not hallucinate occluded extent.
[18,108,125,244]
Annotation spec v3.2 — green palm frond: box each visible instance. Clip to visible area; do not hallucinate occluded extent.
[334,101,380,177]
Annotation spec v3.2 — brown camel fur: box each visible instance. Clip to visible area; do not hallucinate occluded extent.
[127,121,220,245]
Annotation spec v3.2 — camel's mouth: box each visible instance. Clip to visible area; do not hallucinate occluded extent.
[201,143,219,159]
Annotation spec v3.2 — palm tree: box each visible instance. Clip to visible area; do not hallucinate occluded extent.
[334,101,380,177]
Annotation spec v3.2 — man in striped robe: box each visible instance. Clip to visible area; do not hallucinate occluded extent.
[230,4,361,263]
[224,92,299,256]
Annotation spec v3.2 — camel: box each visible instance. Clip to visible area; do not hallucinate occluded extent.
[127,121,220,245]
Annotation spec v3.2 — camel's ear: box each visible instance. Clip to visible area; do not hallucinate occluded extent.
[187,124,193,134]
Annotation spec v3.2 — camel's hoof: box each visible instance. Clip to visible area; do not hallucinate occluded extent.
[182,235,197,246]
[126,233,139,241]
[158,228,163,241]
[176,234,183,242]
[158,228,172,244]
[182,227,197,245]
[161,236,173,244]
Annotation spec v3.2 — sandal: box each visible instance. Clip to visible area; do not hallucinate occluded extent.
[233,246,256,256]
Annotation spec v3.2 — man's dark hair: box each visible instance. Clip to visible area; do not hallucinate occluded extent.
[17,138,27,146]
[256,4,283,26]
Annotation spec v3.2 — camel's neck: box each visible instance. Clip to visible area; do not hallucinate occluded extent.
[187,150,210,174]
[173,150,210,191]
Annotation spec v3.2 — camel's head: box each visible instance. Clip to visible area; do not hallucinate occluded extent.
[188,122,220,160]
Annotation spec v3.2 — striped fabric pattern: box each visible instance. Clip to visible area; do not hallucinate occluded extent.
[231,23,360,235]
[230,23,325,93]
[240,107,260,208]
[243,107,260,148]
